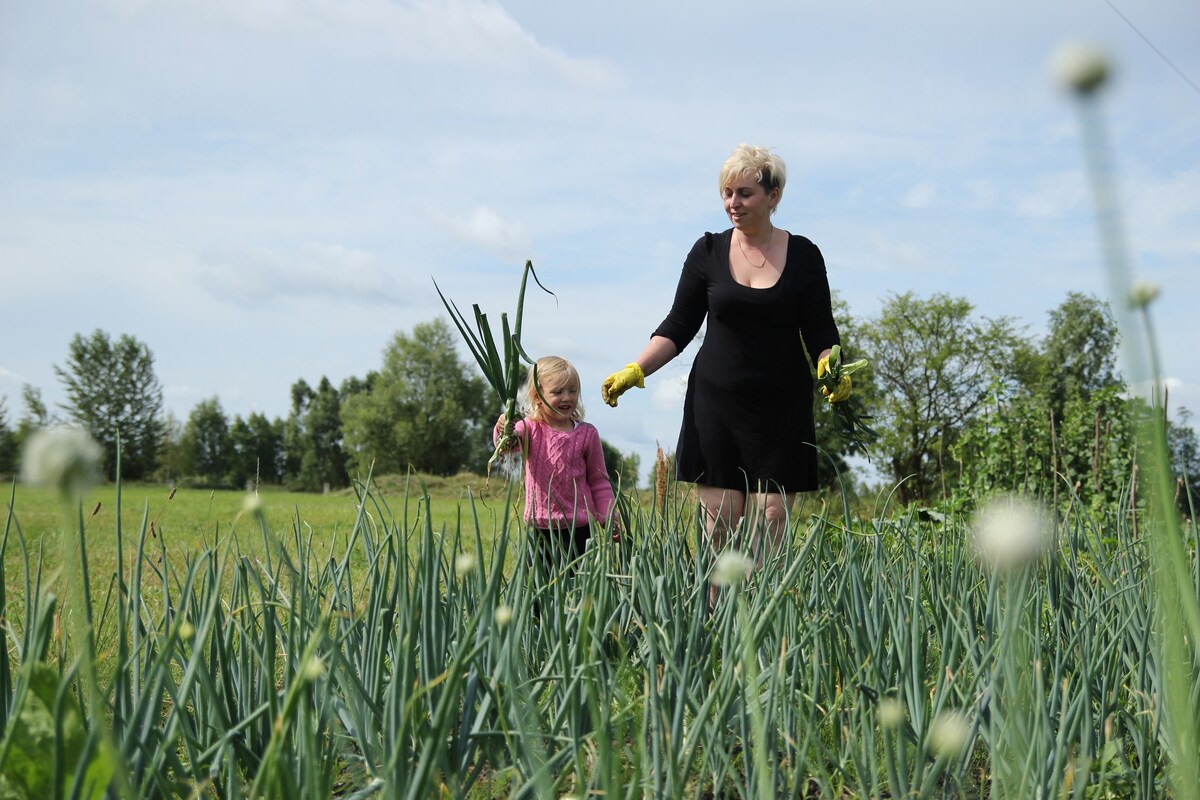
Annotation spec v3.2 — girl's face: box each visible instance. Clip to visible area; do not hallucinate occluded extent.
[722,176,777,231]
[536,376,580,420]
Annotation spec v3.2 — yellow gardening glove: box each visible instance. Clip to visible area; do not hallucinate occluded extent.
[601,363,645,407]
[817,355,852,403]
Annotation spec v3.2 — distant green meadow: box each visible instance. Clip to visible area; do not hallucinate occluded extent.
[4,473,510,567]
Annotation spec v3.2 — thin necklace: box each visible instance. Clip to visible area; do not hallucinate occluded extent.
[737,227,774,268]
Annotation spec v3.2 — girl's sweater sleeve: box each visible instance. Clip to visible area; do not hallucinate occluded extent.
[584,425,615,524]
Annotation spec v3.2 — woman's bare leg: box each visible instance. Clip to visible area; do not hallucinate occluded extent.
[746,490,799,564]
[695,484,746,553]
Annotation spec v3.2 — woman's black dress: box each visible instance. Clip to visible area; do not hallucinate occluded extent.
[652,229,841,492]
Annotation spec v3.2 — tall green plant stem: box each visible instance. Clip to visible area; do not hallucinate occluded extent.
[1076,92,1200,799]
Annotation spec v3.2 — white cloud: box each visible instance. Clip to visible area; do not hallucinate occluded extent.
[651,373,688,412]
[965,179,997,210]
[197,242,414,307]
[868,230,934,272]
[164,383,207,403]
[442,206,532,263]
[1014,172,1088,219]
[101,0,616,85]
[903,181,938,209]
[1125,166,1200,256]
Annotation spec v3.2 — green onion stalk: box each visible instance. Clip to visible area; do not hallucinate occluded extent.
[434,260,555,473]
[1058,40,1200,797]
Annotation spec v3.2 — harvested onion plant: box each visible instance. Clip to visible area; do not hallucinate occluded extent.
[815,344,879,458]
[434,260,555,473]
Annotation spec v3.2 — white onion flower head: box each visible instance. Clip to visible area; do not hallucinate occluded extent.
[240,493,264,516]
[711,550,755,587]
[178,620,196,642]
[303,655,327,681]
[1127,280,1160,309]
[20,426,104,498]
[494,604,513,627]
[877,697,905,730]
[929,709,971,758]
[455,552,477,577]
[972,494,1051,570]
[1051,41,1110,95]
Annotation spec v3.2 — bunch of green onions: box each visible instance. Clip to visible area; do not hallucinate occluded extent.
[435,260,554,471]
[817,344,879,458]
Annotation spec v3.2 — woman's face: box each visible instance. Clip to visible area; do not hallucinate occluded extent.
[722,176,777,231]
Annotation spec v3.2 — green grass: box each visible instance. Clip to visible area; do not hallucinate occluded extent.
[3,472,512,575]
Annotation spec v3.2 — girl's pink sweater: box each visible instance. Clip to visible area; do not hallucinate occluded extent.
[494,418,615,529]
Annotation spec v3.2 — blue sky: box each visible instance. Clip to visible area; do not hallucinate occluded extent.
[2,0,1198,485]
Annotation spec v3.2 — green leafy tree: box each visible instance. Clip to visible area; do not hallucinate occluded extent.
[7,384,54,477]
[952,383,1053,500]
[1042,292,1121,424]
[54,330,165,480]
[283,379,312,483]
[340,373,376,398]
[954,293,1131,512]
[284,377,348,491]
[955,383,1137,513]
[229,412,286,488]
[23,384,48,422]
[16,384,50,432]
[1169,408,1200,517]
[157,411,185,483]
[341,319,491,477]
[1054,386,1137,505]
[0,395,14,475]
[600,439,641,490]
[179,397,232,487]
[861,292,1030,504]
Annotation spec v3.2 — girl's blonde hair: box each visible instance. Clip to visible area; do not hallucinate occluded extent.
[718,144,787,208]
[520,355,584,423]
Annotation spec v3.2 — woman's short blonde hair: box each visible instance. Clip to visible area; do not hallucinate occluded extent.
[718,144,787,201]
[520,355,584,422]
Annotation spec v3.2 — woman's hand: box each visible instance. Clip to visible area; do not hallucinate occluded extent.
[601,363,645,407]
[817,355,852,403]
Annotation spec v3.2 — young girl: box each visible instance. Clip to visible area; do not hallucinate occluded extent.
[494,355,616,571]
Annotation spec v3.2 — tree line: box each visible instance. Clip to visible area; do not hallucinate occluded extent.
[1,290,1197,511]
[0,320,641,494]
[823,289,1199,514]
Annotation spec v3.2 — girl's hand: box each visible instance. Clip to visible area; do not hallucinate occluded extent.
[493,414,520,452]
[607,514,622,543]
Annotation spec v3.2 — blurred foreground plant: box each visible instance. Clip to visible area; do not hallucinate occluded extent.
[434,260,554,472]
[1057,39,1200,799]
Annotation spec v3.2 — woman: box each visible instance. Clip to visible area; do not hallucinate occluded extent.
[601,144,850,559]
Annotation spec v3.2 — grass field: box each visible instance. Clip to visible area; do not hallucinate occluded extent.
[3,472,515,578]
